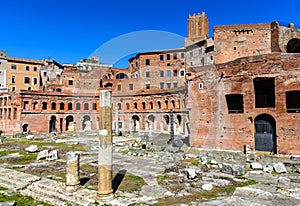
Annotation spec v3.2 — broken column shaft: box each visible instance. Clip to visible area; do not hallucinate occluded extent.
[66,152,80,192]
[97,90,113,198]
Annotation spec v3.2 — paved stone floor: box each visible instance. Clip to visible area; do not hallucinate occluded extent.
[1,134,300,205]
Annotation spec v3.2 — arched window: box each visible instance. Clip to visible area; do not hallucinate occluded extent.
[126,103,130,110]
[165,100,168,109]
[51,102,56,110]
[92,103,97,110]
[76,103,81,110]
[84,103,89,110]
[157,101,161,109]
[42,102,47,110]
[68,103,73,110]
[171,100,175,109]
[134,102,138,109]
[150,102,153,109]
[117,103,121,110]
[60,102,65,110]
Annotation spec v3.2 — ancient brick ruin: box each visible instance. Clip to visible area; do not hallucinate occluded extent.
[1,12,300,155]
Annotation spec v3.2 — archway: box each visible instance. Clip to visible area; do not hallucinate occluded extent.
[254,114,277,153]
[66,115,74,131]
[287,38,300,53]
[132,115,140,132]
[49,116,57,133]
[82,115,91,131]
[147,115,155,131]
[22,124,29,132]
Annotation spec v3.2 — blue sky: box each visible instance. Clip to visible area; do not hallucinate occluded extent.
[1,0,299,67]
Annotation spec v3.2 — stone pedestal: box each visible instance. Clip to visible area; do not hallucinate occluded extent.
[66,152,80,192]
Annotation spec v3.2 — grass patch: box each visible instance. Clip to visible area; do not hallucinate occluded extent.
[117,172,146,193]
[0,187,52,206]
[181,157,200,166]
[0,150,37,164]
[4,138,88,151]
[154,179,258,205]
[156,174,169,184]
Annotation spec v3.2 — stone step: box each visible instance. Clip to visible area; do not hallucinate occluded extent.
[0,167,41,191]
[21,178,96,206]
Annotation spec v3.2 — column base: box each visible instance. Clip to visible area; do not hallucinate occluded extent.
[65,184,80,193]
[94,193,114,202]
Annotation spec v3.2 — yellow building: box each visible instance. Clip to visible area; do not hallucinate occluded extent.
[6,57,43,91]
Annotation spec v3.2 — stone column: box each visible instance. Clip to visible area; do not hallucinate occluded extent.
[115,106,119,135]
[97,90,113,199]
[66,152,80,192]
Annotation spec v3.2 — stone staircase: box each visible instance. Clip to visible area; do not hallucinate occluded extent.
[0,167,41,191]
[0,167,97,206]
[21,179,96,206]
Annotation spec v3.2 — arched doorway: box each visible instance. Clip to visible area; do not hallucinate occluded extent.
[287,38,300,53]
[147,115,155,131]
[49,116,57,133]
[22,124,29,132]
[82,115,91,131]
[254,114,277,153]
[132,115,140,132]
[66,115,74,131]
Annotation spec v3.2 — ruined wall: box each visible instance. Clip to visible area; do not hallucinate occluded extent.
[188,53,300,155]
[214,23,272,64]
[0,91,100,134]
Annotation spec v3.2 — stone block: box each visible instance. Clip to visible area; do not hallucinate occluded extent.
[37,150,48,160]
[202,183,213,191]
[274,162,287,173]
[25,145,38,153]
[251,162,263,170]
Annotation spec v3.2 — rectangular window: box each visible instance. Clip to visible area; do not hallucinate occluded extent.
[12,76,16,83]
[117,84,121,91]
[11,64,16,70]
[254,78,275,108]
[129,84,133,90]
[166,70,171,77]
[13,108,17,119]
[286,91,300,113]
[145,59,150,65]
[33,78,37,85]
[160,55,164,61]
[167,83,171,89]
[146,84,150,89]
[173,53,177,60]
[173,70,178,77]
[34,67,37,71]
[160,82,164,89]
[24,101,29,110]
[68,80,73,86]
[146,71,150,78]
[226,94,244,113]
[181,52,185,59]
[180,70,185,77]
[160,71,164,77]
[26,66,30,71]
[24,77,30,84]
[167,54,171,60]
[173,82,178,88]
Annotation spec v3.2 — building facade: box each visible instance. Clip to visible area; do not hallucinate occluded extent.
[188,21,300,155]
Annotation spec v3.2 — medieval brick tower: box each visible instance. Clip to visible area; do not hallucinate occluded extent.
[185,11,209,47]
